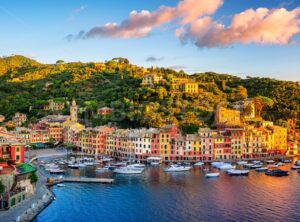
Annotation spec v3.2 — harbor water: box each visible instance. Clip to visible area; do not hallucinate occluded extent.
[34,163,300,222]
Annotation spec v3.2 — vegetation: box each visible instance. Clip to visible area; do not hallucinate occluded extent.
[0,55,299,130]
[0,180,5,194]
[29,173,38,184]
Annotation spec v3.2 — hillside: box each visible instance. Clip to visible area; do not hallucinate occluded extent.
[0,56,299,130]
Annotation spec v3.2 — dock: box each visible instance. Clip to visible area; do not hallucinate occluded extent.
[47,177,114,186]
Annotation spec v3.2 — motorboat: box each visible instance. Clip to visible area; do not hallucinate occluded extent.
[243,163,255,168]
[277,162,285,166]
[237,161,248,166]
[265,169,289,177]
[128,163,145,169]
[84,162,96,166]
[102,157,113,162]
[294,161,300,166]
[211,162,225,167]
[283,159,292,163]
[194,161,204,167]
[291,165,300,170]
[205,173,220,178]
[164,164,192,172]
[147,157,162,166]
[269,164,279,168]
[266,160,275,164]
[227,169,249,176]
[249,164,263,169]
[251,160,262,165]
[150,161,160,166]
[68,164,79,169]
[255,167,269,172]
[113,166,144,174]
[57,184,66,188]
[218,164,236,170]
[49,169,65,174]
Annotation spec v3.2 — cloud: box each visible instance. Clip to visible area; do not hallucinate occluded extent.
[82,0,223,39]
[177,7,300,48]
[146,56,164,62]
[69,5,87,21]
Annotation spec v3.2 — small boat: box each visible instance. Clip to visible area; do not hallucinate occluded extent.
[49,169,65,174]
[218,164,236,170]
[237,161,248,166]
[129,163,145,169]
[255,167,269,172]
[243,163,254,168]
[84,162,96,166]
[211,162,225,167]
[205,173,220,178]
[277,162,285,166]
[102,157,113,162]
[283,159,292,163]
[249,164,263,169]
[291,165,300,170]
[194,161,204,167]
[266,160,275,164]
[265,169,289,177]
[113,166,144,174]
[227,169,249,176]
[269,164,279,168]
[251,160,262,165]
[57,184,66,187]
[68,164,79,169]
[150,161,160,166]
[295,161,300,166]
[164,164,192,172]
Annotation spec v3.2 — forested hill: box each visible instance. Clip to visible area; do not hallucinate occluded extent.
[0,55,299,129]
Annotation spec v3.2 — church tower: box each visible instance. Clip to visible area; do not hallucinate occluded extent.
[70,99,78,122]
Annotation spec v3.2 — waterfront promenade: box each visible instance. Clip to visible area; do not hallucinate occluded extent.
[0,169,53,222]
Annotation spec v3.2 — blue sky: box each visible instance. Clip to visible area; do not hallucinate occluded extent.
[0,0,299,81]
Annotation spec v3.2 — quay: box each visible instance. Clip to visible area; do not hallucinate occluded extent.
[47,177,114,185]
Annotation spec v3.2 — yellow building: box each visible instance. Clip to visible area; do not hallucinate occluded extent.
[183,82,199,94]
[265,125,287,151]
[170,78,198,94]
[215,107,241,126]
[159,131,171,160]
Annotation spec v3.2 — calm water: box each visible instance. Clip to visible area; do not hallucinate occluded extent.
[35,163,300,222]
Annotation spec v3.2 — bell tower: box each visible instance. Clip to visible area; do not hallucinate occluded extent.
[70,99,78,122]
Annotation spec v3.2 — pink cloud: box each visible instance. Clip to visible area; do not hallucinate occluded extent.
[178,7,300,47]
[84,0,223,39]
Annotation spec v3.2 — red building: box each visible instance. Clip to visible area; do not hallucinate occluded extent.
[0,143,25,163]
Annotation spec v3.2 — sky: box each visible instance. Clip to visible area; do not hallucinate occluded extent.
[0,0,299,81]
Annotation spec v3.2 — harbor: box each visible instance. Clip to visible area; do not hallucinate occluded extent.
[34,158,300,222]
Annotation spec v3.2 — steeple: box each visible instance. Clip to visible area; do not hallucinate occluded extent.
[70,99,78,122]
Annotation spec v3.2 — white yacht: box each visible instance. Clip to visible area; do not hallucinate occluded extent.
[194,161,204,167]
[211,162,225,167]
[205,172,220,178]
[218,164,236,170]
[164,164,192,172]
[147,157,162,166]
[113,166,144,174]
[129,163,145,169]
[237,161,248,166]
[227,169,249,176]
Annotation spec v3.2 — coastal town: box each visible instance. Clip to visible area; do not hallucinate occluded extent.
[0,92,299,218]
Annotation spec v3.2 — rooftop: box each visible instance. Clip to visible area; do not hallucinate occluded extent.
[17,163,36,175]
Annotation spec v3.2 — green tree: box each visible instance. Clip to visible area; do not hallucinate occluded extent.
[29,173,38,184]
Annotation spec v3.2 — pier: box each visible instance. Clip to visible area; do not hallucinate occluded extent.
[47,177,114,185]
